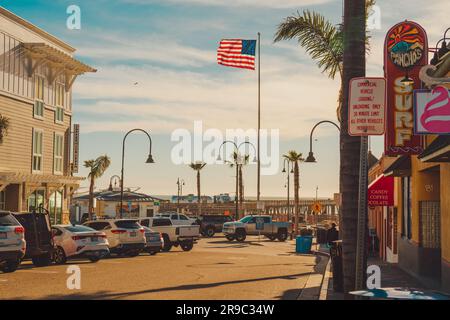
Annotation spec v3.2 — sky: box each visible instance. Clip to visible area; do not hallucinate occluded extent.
[1,0,448,198]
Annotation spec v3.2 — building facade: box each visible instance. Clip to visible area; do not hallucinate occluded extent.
[0,7,95,224]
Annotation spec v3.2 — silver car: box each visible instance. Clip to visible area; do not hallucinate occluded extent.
[142,226,163,255]
[0,211,26,273]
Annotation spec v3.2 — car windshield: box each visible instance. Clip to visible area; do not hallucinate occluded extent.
[64,225,96,233]
[152,218,172,226]
[115,220,141,229]
[0,213,19,226]
[239,216,254,223]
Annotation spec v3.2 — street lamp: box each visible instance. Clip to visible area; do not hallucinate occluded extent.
[282,158,294,221]
[217,141,257,220]
[108,175,121,191]
[120,128,155,219]
[176,178,185,211]
[305,120,341,163]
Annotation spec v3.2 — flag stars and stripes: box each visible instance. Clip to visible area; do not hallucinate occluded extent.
[217,39,256,70]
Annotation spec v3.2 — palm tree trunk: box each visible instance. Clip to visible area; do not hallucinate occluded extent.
[294,161,299,235]
[239,165,244,218]
[340,0,366,294]
[197,170,201,216]
[88,176,95,220]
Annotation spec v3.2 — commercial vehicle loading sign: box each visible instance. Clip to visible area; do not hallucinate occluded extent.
[349,77,386,136]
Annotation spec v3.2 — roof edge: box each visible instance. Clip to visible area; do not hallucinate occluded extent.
[0,6,76,53]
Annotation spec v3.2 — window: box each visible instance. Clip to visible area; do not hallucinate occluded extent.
[55,107,64,123]
[115,220,141,229]
[49,190,63,225]
[54,133,64,174]
[180,215,189,220]
[171,214,179,220]
[27,189,45,211]
[402,177,412,239]
[0,190,5,210]
[32,129,43,172]
[55,83,65,107]
[34,75,45,118]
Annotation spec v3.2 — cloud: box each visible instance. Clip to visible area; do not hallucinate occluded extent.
[121,0,333,9]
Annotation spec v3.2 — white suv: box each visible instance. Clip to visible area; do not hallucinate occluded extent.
[84,219,146,256]
[0,211,26,273]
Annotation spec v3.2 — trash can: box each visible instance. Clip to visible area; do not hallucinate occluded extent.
[330,240,343,293]
[296,236,313,254]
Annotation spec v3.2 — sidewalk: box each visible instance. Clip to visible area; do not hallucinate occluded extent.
[319,246,439,300]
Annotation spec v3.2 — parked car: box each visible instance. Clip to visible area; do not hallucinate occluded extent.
[223,215,292,242]
[142,226,163,255]
[156,212,197,225]
[198,215,234,237]
[13,209,54,267]
[51,225,110,264]
[139,217,199,252]
[83,219,145,257]
[0,211,26,273]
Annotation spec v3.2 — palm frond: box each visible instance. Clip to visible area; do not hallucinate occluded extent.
[189,162,206,171]
[274,10,343,79]
[283,150,304,162]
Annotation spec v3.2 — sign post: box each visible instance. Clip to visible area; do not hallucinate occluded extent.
[348,77,386,291]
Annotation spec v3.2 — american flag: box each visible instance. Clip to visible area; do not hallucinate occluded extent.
[217,39,256,70]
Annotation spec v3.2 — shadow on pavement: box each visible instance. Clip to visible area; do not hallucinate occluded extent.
[9,271,313,300]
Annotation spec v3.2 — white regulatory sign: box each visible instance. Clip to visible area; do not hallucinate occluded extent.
[348,77,386,136]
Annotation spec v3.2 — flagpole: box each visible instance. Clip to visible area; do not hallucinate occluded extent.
[257,32,261,204]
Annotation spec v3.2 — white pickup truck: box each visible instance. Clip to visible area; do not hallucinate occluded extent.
[222,215,292,242]
[139,217,200,252]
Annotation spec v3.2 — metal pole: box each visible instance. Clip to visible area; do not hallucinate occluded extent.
[257,32,261,202]
[235,164,239,221]
[120,137,126,219]
[355,135,369,290]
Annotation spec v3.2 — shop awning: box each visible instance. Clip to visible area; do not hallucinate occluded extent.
[0,171,84,185]
[368,175,394,207]
[418,136,450,163]
[383,155,411,177]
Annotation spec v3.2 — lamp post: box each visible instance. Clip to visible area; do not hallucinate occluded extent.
[217,141,257,220]
[108,175,121,191]
[120,129,154,219]
[282,158,294,221]
[305,120,341,163]
[176,178,185,212]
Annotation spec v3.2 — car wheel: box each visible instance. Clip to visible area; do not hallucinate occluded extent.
[32,252,52,267]
[162,234,172,252]
[53,247,67,265]
[235,230,246,242]
[1,259,20,273]
[277,230,288,242]
[267,235,277,241]
[225,235,235,241]
[180,240,194,251]
[149,251,157,256]
[205,227,215,238]
[88,256,101,263]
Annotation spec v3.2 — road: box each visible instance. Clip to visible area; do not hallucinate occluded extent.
[0,235,322,300]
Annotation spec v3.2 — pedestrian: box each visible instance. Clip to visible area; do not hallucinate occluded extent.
[326,223,339,246]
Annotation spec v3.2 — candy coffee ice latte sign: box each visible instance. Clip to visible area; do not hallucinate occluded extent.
[348,77,386,136]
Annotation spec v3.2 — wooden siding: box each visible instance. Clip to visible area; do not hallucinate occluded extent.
[0,94,71,175]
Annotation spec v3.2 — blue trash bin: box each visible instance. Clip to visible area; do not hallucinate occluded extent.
[296,236,313,254]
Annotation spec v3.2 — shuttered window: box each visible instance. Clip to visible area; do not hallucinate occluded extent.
[54,133,64,174]
[32,129,43,172]
[34,76,45,118]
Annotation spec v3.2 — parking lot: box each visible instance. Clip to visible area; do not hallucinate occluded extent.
[0,235,320,300]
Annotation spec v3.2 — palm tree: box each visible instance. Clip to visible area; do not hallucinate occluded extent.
[84,155,111,219]
[274,2,374,118]
[275,1,373,293]
[228,152,250,218]
[340,0,367,294]
[189,162,206,215]
[283,151,304,235]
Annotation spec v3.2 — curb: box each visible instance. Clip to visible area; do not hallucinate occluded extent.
[297,249,330,300]
[319,256,332,300]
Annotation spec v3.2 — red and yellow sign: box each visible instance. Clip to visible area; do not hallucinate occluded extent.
[384,21,428,156]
